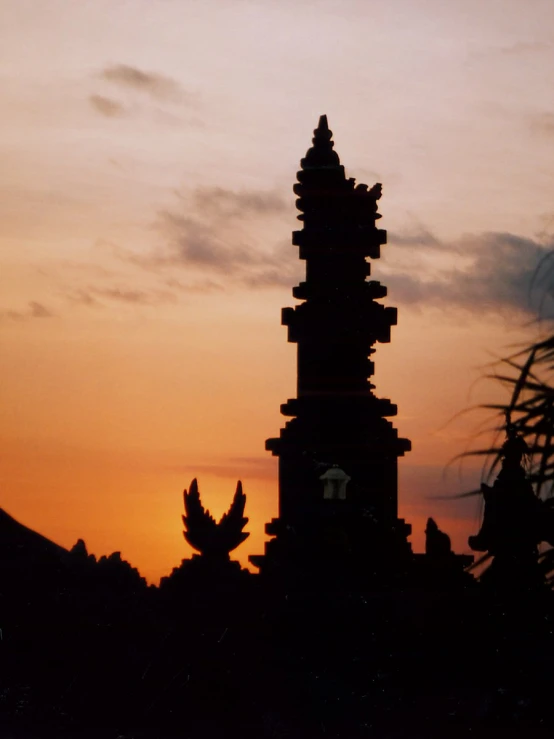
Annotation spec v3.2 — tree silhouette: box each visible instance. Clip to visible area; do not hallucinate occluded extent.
[463,256,554,582]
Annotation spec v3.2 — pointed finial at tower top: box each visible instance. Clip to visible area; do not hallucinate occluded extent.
[300,114,341,170]
[312,114,333,147]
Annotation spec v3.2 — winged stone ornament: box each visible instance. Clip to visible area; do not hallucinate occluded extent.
[182,478,250,558]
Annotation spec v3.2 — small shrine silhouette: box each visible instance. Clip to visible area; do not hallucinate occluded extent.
[468,414,554,590]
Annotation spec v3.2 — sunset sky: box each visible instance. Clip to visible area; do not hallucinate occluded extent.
[2,0,554,583]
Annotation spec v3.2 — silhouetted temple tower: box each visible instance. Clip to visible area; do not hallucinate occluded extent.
[251,116,412,584]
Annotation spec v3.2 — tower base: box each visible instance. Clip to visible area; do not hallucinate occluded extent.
[250,501,414,590]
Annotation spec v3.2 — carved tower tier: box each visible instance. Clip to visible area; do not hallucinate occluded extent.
[250,116,413,585]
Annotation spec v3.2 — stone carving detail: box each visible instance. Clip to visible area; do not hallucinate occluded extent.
[183,478,249,559]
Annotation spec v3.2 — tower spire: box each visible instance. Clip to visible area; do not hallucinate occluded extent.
[250,118,412,586]
[300,114,341,169]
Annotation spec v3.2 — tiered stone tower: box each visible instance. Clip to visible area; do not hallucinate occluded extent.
[250,116,413,586]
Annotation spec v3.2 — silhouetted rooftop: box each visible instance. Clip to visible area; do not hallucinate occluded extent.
[0,507,68,562]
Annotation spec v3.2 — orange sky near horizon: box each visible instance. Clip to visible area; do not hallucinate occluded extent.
[2,0,554,583]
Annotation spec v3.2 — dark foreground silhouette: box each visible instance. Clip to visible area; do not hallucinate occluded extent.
[3,116,554,738]
[1,495,554,739]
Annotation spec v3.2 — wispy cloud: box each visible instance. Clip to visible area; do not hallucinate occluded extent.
[242,268,300,289]
[99,64,191,103]
[157,213,258,270]
[529,112,554,136]
[94,287,177,305]
[192,187,287,218]
[386,231,554,317]
[66,290,101,307]
[30,301,53,317]
[66,286,177,307]
[90,64,200,126]
[120,184,554,312]
[498,41,552,56]
[89,94,127,118]
[470,40,553,62]
[388,225,441,248]
[163,277,225,294]
[2,301,55,321]
[118,186,299,290]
